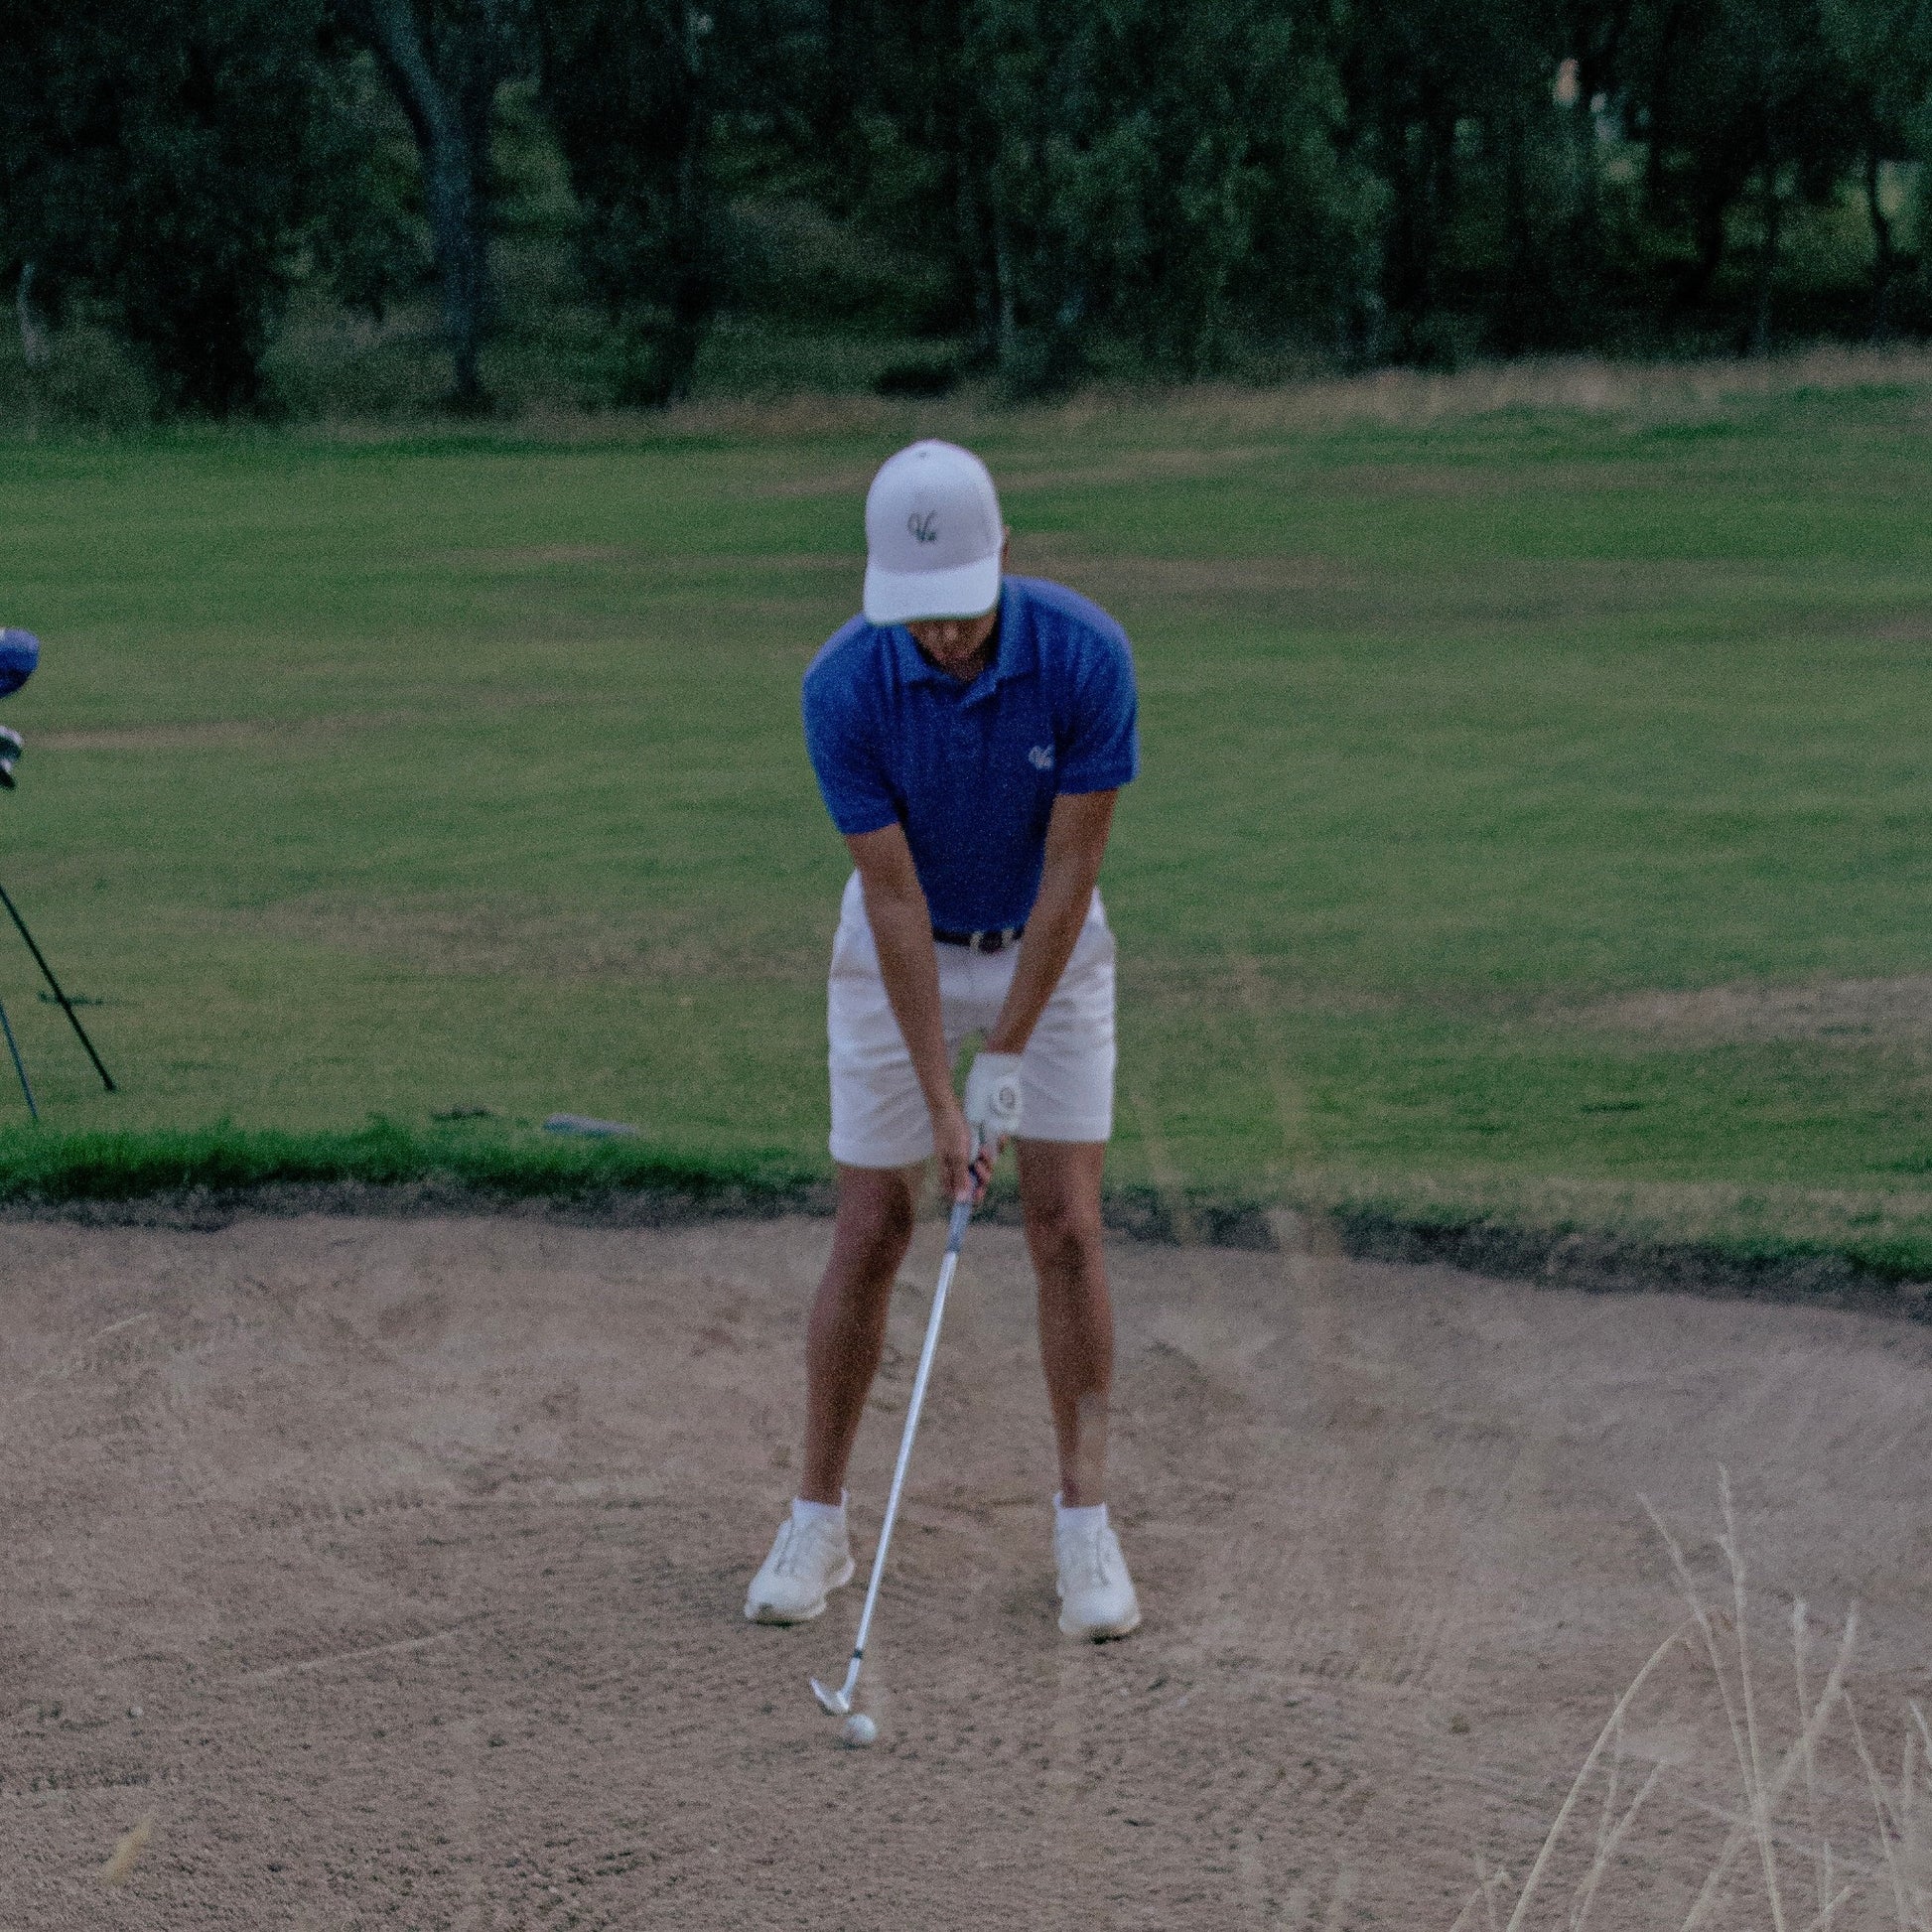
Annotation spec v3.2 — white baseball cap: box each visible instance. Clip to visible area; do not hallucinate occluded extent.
[863,440,1004,626]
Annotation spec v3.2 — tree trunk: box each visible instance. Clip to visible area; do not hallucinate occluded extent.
[1865,147,1895,343]
[334,0,504,410]
[1748,143,1780,357]
[1673,163,1742,314]
[653,5,711,405]
[954,136,998,363]
[1496,108,1537,354]
[991,196,1018,371]
[16,263,49,370]
[1382,98,1454,356]
[1642,0,1694,216]
[422,124,488,406]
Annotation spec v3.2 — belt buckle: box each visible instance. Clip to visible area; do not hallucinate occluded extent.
[978,928,1010,954]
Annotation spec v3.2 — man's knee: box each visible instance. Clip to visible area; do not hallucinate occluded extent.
[1023,1183,1105,1272]
[832,1164,919,1272]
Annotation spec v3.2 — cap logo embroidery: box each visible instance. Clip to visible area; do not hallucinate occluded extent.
[1030,745,1054,770]
[907,510,939,543]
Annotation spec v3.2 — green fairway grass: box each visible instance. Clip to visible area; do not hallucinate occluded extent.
[4,357,1932,1274]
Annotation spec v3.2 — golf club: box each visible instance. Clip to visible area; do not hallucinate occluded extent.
[810,1145,982,1723]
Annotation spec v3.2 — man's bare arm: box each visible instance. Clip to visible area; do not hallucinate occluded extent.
[845,824,986,1197]
[986,788,1118,1058]
[846,824,951,1115]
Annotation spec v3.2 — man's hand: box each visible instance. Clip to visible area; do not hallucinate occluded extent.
[964,1049,1023,1156]
[933,1092,994,1205]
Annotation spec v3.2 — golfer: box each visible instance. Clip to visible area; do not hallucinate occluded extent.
[747,439,1142,1641]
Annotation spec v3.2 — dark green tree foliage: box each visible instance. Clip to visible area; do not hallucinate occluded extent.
[307,44,431,328]
[1334,0,1915,358]
[0,0,331,414]
[1824,0,1932,333]
[751,0,1377,389]
[8,0,1932,413]
[965,0,1377,383]
[1627,0,1863,349]
[1340,0,1635,358]
[540,0,716,404]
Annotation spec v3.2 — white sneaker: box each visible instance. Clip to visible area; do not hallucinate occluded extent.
[745,1506,855,1624]
[1054,1507,1142,1640]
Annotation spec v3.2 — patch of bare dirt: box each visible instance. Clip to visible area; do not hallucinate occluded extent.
[33,721,392,755]
[444,547,855,575]
[1868,618,1932,644]
[221,895,828,987]
[1580,976,1932,1044]
[993,448,1272,491]
[5,1213,1930,1927]
[37,697,570,757]
[1325,460,1700,498]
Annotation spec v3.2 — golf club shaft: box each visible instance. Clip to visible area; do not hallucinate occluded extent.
[834,1192,974,1696]
[0,881,115,1091]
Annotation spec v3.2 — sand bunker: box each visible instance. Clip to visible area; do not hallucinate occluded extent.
[5,1211,1931,1927]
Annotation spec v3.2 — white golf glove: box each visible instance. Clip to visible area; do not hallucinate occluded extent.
[963,1050,1024,1146]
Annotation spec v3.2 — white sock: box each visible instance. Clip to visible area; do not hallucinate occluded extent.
[1054,1496,1107,1535]
[791,1494,846,1528]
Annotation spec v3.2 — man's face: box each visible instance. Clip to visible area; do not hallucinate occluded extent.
[902,529,1011,680]
[906,609,1000,679]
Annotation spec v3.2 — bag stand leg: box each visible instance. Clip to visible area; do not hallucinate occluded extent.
[0,995,38,1119]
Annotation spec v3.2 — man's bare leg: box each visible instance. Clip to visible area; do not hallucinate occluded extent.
[1019,1139,1112,1507]
[798,1163,919,1504]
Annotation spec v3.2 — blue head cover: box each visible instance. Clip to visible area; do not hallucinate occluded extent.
[0,628,39,698]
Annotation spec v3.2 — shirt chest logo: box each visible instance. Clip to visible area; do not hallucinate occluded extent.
[1029,744,1054,771]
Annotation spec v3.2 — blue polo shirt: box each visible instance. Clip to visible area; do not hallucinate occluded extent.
[802,576,1139,932]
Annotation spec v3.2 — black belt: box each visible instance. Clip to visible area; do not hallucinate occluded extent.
[933,923,1025,954]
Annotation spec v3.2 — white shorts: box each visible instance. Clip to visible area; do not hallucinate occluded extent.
[827,871,1117,1169]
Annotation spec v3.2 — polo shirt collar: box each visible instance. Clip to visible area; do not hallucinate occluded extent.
[889,581,1037,702]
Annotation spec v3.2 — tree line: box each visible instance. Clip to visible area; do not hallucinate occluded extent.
[0,0,1926,416]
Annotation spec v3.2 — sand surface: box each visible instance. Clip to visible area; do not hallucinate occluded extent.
[5,1210,1932,1928]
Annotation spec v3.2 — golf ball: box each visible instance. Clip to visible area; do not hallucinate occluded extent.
[841,1713,878,1748]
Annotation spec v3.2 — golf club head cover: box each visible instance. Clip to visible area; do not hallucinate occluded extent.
[0,629,39,698]
[964,1049,1024,1142]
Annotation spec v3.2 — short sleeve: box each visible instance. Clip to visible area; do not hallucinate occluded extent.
[1056,626,1139,794]
[802,659,899,836]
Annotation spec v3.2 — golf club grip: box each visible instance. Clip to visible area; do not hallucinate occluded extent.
[943,1118,988,1250]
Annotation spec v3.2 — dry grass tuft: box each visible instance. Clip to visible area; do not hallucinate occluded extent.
[1053,345,1932,441]
[97,1813,154,1886]
[302,345,1932,452]
[1461,1471,1932,1930]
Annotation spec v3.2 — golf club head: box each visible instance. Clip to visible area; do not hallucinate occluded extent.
[0,725,18,789]
[809,1677,852,1717]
